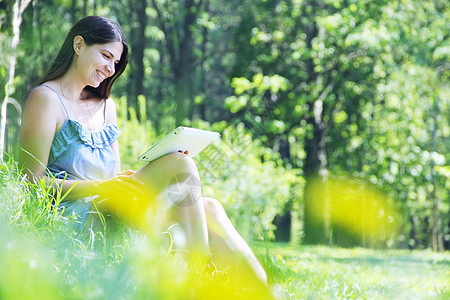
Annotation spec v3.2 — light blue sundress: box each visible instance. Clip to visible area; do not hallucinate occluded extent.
[37,84,121,229]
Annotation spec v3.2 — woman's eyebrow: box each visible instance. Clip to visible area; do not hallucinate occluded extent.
[101,49,115,58]
[101,49,120,63]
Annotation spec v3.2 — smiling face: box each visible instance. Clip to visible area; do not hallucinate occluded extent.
[73,36,124,88]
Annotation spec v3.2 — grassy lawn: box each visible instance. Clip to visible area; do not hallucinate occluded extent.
[259,242,450,299]
[1,158,448,299]
[0,222,449,299]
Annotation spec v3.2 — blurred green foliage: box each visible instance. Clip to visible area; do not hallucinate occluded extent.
[1,0,448,249]
[1,0,448,298]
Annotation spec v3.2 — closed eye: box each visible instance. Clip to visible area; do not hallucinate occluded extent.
[101,49,119,64]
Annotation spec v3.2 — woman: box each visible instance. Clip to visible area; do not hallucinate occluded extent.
[19,16,267,288]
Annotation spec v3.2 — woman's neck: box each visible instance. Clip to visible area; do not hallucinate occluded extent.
[58,69,86,101]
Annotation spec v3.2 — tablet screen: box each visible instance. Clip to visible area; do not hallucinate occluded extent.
[138,126,221,162]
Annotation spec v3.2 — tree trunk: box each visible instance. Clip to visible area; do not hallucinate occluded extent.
[431,96,444,252]
[135,0,147,104]
[151,0,199,126]
[0,0,32,162]
[70,0,77,23]
[125,0,146,118]
[197,1,209,121]
[174,73,192,125]
[82,0,87,16]
[303,112,329,244]
[302,12,329,244]
[174,0,197,125]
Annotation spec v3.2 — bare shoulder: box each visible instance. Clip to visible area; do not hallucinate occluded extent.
[24,84,65,126]
[105,98,118,124]
[26,84,61,112]
[19,84,64,176]
[105,97,117,110]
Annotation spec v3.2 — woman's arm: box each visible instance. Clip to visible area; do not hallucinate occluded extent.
[105,98,122,174]
[19,87,100,200]
[19,87,59,180]
[105,97,137,177]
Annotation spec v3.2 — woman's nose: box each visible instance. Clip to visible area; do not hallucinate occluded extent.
[106,64,114,76]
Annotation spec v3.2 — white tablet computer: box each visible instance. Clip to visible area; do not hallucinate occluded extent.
[138,126,221,162]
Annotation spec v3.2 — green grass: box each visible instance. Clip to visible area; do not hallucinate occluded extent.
[258,242,450,299]
[1,156,449,299]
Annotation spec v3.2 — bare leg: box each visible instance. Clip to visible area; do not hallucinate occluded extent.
[203,197,268,285]
[133,152,209,261]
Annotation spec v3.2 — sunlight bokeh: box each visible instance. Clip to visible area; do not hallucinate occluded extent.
[308,177,399,246]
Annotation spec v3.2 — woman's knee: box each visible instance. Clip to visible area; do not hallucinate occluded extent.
[159,152,199,175]
[203,197,226,220]
[135,152,199,185]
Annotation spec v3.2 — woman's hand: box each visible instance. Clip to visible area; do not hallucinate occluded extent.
[117,169,137,176]
[96,173,144,199]
[92,173,151,226]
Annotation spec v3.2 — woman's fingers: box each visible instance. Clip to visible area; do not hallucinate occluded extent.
[96,175,145,201]
[94,175,154,227]
[115,174,144,186]
[117,169,136,176]
[113,178,145,195]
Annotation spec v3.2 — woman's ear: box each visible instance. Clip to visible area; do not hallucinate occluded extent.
[73,35,85,55]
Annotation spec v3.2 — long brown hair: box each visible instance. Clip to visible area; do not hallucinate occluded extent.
[36,16,129,99]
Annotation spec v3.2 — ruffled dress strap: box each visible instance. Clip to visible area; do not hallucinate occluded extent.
[50,119,121,161]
